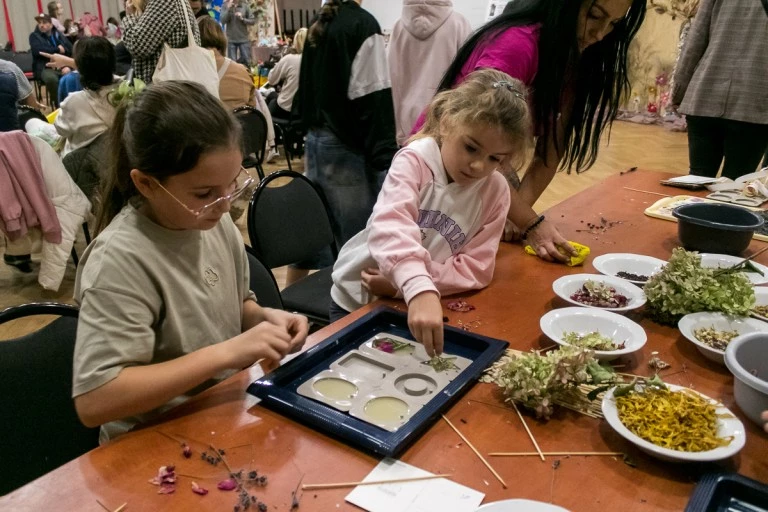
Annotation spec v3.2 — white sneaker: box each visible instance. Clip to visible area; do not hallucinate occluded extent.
[266,147,279,163]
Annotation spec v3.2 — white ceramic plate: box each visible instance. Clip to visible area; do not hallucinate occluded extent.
[699,253,768,285]
[475,500,570,512]
[540,307,646,362]
[678,312,768,365]
[551,273,646,313]
[592,253,666,285]
[750,287,768,322]
[602,383,746,462]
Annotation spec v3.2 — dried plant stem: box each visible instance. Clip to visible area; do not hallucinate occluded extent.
[114,505,127,512]
[511,401,545,461]
[623,187,671,197]
[442,415,507,488]
[489,452,624,457]
[177,473,217,479]
[96,500,127,512]
[96,500,111,512]
[303,474,452,491]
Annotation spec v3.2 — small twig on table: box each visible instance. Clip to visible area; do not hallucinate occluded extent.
[623,187,671,197]
[489,452,624,457]
[620,167,638,175]
[96,500,111,512]
[96,500,127,512]
[303,474,452,491]
[511,401,545,462]
[442,414,507,488]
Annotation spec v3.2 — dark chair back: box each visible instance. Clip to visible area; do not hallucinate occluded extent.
[0,303,100,495]
[9,51,33,75]
[244,244,283,310]
[247,170,338,269]
[233,106,267,178]
[62,132,109,200]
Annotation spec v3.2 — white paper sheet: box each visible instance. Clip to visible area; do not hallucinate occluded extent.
[345,459,485,512]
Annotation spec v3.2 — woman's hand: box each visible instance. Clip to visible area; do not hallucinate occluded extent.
[527,218,576,262]
[407,291,444,357]
[41,52,75,70]
[361,267,398,298]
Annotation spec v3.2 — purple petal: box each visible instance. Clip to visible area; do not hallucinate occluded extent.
[158,483,176,495]
[191,482,209,496]
[182,443,192,458]
[217,478,238,491]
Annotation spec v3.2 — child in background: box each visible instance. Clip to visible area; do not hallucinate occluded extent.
[73,81,308,442]
[330,69,534,356]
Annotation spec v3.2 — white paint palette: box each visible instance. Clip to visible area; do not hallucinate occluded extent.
[297,333,472,432]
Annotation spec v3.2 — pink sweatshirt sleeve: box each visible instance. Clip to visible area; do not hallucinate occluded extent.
[426,173,510,297]
[367,149,435,304]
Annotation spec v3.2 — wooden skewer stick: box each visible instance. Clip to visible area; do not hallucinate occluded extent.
[511,401,545,462]
[442,414,507,488]
[713,245,768,277]
[489,452,624,457]
[302,473,452,491]
[113,504,128,512]
[623,187,671,197]
[96,500,111,512]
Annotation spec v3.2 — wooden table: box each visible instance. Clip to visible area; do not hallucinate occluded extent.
[3,170,767,511]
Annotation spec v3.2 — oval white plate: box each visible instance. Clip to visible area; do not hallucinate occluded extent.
[592,253,666,285]
[602,383,746,462]
[540,307,646,361]
[678,312,768,365]
[699,253,768,286]
[551,274,646,313]
[476,500,570,512]
[750,287,768,322]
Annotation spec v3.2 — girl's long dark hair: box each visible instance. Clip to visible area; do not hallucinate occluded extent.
[437,0,645,173]
[308,0,341,46]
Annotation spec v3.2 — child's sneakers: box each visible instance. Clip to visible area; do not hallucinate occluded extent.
[266,147,280,163]
[3,254,33,273]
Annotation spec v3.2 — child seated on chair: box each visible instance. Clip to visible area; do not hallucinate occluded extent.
[329,69,534,357]
[72,81,308,442]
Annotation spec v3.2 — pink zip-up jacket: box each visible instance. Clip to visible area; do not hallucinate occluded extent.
[331,136,510,313]
[0,131,61,243]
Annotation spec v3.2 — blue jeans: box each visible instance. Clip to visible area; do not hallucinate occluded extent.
[228,41,252,67]
[299,128,385,269]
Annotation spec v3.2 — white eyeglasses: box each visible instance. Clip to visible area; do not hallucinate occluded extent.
[153,167,256,217]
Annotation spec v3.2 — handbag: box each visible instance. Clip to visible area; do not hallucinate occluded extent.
[152,0,220,98]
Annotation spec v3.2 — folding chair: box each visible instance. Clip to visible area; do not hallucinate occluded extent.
[233,106,268,180]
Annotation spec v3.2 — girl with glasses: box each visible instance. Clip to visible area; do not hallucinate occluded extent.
[72,81,308,442]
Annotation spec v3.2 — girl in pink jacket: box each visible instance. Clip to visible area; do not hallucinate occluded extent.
[330,69,534,356]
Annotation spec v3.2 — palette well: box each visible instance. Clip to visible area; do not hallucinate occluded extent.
[248,306,508,456]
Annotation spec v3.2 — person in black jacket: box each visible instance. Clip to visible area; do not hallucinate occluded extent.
[29,13,72,108]
[291,0,397,283]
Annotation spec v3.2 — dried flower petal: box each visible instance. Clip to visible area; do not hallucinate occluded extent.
[158,483,176,494]
[218,478,238,491]
[192,481,209,495]
[182,442,192,458]
[149,465,177,486]
[447,300,475,312]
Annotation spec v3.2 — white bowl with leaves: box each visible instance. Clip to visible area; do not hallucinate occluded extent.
[750,287,768,322]
[540,307,646,362]
[699,253,768,286]
[552,274,646,313]
[602,382,746,463]
[678,312,768,365]
[592,253,666,285]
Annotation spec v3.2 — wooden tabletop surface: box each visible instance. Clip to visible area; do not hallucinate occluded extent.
[3,170,767,511]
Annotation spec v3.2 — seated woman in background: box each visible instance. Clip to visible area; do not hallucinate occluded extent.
[198,16,278,160]
[266,27,307,119]
[54,37,118,157]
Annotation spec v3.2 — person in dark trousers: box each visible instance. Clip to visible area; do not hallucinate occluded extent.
[221,0,255,67]
[29,13,73,108]
[291,0,397,285]
[671,0,768,180]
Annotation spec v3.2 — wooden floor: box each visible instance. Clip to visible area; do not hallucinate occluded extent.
[0,122,689,339]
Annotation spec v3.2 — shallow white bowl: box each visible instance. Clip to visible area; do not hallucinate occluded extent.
[592,253,666,285]
[551,273,646,313]
[540,307,646,361]
[699,253,768,285]
[678,312,768,365]
[602,383,746,463]
[750,287,768,322]
[475,500,570,512]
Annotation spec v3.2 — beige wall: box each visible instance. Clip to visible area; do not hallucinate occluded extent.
[626,7,685,107]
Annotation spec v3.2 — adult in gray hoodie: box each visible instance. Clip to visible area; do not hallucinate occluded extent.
[388,0,471,145]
